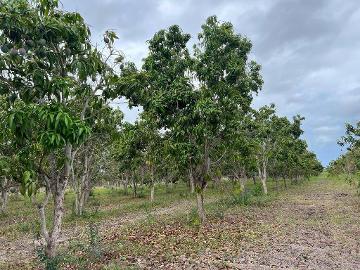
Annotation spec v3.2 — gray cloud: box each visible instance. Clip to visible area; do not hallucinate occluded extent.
[61,0,360,165]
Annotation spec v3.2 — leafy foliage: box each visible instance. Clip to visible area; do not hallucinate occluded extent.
[0,2,325,264]
[329,121,360,193]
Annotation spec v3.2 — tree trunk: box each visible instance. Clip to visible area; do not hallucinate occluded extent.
[141,167,145,185]
[125,174,129,195]
[195,139,210,223]
[74,193,80,215]
[283,176,287,188]
[257,166,267,194]
[41,189,65,258]
[196,190,206,223]
[150,184,155,202]
[239,177,245,191]
[260,177,268,195]
[239,168,247,191]
[37,187,50,249]
[189,168,195,194]
[42,144,72,258]
[132,175,137,198]
[74,151,92,216]
[75,191,87,216]
[149,166,155,202]
[84,188,91,205]
[260,160,268,195]
[1,177,8,213]
[1,188,8,213]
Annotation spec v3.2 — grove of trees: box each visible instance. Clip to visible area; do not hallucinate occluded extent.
[328,121,360,193]
[0,0,322,259]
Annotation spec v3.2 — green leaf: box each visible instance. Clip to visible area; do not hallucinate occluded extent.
[23,170,31,183]
[64,115,69,128]
[28,184,33,197]
[50,134,55,145]
[8,113,15,129]
[19,184,26,196]
[55,112,62,129]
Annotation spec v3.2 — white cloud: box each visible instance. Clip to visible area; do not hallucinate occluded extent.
[316,135,335,145]
[157,0,190,17]
[60,0,360,165]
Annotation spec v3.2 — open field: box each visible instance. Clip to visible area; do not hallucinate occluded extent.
[1,177,359,269]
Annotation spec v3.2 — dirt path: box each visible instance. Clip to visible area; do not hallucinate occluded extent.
[245,179,360,270]
[156,179,360,270]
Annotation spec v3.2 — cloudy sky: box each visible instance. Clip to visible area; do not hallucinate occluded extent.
[61,0,360,165]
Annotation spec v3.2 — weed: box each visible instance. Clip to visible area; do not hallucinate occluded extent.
[144,206,156,225]
[36,248,63,270]
[186,207,201,229]
[250,183,263,197]
[88,222,102,259]
[18,222,32,233]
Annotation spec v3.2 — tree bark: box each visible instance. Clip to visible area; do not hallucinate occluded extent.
[195,138,210,223]
[150,166,155,202]
[150,184,155,202]
[239,176,245,191]
[283,176,287,188]
[74,151,92,216]
[124,173,129,195]
[38,189,50,255]
[1,188,8,213]
[1,177,8,213]
[260,177,268,195]
[256,142,269,195]
[189,168,195,194]
[132,174,137,198]
[239,168,247,191]
[259,159,268,195]
[196,190,206,223]
[260,176,268,194]
[75,191,86,216]
[41,143,72,258]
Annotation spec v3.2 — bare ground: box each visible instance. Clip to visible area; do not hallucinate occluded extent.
[0,197,201,267]
[221,179,360,270]
[105,179,360,269]
[1,178,360,269]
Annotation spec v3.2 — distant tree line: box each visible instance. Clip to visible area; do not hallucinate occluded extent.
[328,121,360,193]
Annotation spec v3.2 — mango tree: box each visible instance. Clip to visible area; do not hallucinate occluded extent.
[336,121,360,192]
[251,105,277,194]
[0,157,12,213]
[0,0,120,257]
[222,112,258,190]
[116,17,262,222]
[339,121,360,149]
[0,98,14,213]
[252,106,304,194]
[113,122,146,198]
[140,116,163,202]
[71,106,123,215]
